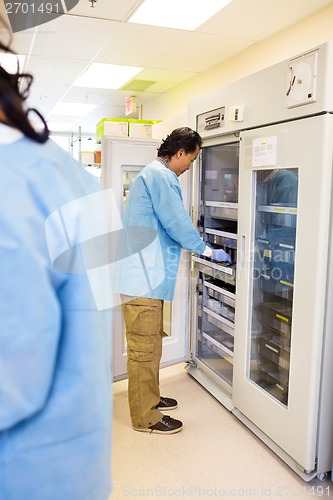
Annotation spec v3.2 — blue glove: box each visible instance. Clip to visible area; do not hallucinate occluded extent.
[211,249,232,264]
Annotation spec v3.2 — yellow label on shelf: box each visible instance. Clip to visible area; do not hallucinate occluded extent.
[280,280,294,287]
[276,313,289,323]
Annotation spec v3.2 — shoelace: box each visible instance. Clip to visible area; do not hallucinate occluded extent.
[161,416,172,428]
[149,416,172,433]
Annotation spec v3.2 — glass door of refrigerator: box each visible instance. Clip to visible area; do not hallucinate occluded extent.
[249,168,298,406]
[233,115,333,475]
[193,142,239,387]
[121,165,142,210]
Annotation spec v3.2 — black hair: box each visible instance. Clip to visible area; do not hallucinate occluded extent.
[0,18,49,144]
[157,127,202,158]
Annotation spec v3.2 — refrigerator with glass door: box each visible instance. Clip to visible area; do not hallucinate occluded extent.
[187,42,333,480]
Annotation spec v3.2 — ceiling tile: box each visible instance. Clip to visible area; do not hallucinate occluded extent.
[27,56,88,85]
[68,0,141,22]
[32,15,118,60]
[96,23,189,67]
[27,83,70,115]
[61,87,113,104]
[2,31,35,55]
[122,79,157,91]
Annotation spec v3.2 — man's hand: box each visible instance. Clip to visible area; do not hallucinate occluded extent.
[211,249,232,264]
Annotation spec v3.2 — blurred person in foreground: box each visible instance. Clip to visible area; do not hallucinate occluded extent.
[0,18,112,500]
[115,127,231,434]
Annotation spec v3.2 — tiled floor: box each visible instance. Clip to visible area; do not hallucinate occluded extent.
[111,363,333,498]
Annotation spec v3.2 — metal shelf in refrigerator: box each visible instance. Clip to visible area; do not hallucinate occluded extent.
[202,331,234,361]
[205,201,238,220]
[192,256,236,285]
[262,328,291,352]
[258,301,292,321]
[257,205,297,215]
[205,228,237,240]
[255,377,288,406]
[258,338,290,371]
[204,280,235,307]
[206,201,238,209]
[203,306,235,331]
[259,273,294,293]
[258,363,289,388]
[205,313,234,336]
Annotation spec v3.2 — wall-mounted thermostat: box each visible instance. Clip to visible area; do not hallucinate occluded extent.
[228,106,244,122]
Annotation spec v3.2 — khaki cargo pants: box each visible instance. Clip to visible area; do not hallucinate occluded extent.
[121,295,164,429]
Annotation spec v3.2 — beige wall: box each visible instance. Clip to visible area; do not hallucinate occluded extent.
[147,3,333,135]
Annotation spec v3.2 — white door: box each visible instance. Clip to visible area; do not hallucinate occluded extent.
[233,114,333,473]
[101,137,189,380]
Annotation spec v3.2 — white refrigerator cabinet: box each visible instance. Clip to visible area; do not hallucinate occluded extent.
[101,137,190,380]
[187,42,333,481]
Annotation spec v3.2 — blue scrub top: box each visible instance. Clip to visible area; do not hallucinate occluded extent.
[114,160,206,300]
[0,131,112,500]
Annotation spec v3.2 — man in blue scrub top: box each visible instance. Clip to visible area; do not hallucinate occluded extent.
[115,127,231,434]
[0,25,112,500]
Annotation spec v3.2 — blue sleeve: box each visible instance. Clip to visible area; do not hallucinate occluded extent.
[146,168,206,254]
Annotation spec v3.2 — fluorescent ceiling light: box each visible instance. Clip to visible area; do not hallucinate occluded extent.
[47,122,73,132]
[0,54,26,73]
[49,102,97,116]
[73,62,143,90]
[128,0,232,31]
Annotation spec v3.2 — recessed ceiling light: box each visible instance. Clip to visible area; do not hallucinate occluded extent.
[0,53,26,73]
[128,0,232,31]
[47,121,74,132]
[49,102,97,116]
[73,62,143,90]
